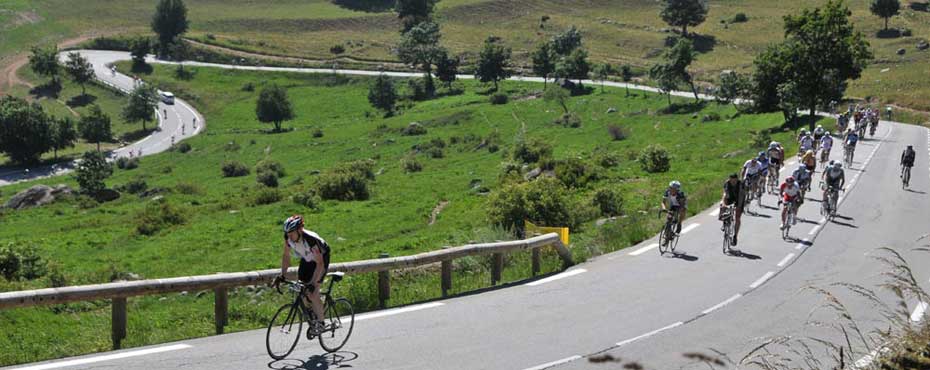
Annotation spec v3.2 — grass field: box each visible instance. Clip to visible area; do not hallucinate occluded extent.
[0,60,830,364]
[2,0,929,118]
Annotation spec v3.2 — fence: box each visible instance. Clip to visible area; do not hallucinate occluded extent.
[0,233,572,349]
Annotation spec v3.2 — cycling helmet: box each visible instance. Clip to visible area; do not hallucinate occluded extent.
[729,173,739,179]
[817,124,823,129]
[828,160,835,167]
[834,162,842,169]
[669,180,681,189]
[283,215,304,234]
[825,131,831,136]
[758,151,767,158]
[769,141,778,148]
[805,131,812,137]
[908,145,913,149]
[786,176,795,183]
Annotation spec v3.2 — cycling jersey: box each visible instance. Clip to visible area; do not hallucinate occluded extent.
[781,182,801,202]
[663,189,687,210]
[743,160,763,177]
[821,135,833,150]
[723,180,741,206]
[285,229,332,284]
[800,136,814,149]
[793,167,811,185]
[902,149,916,167]
[813,128,825,137]
[846,134,859,146]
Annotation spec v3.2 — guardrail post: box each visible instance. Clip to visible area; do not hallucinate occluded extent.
[214,288,228,334]
[111,297,127,350]
[531,248,541,276]
[441,258,452,297]
[378,253,390,308]
[491,253,503,285]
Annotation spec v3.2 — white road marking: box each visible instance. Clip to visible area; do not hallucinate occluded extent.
[521,355,583,370]
[628,243,660,256]
[680,223,700,234]
[749,271,775,289]
[911,301,928,322]
[355,302,444,321]
[10,344,192,370]
[808,224,821,235]
[777,253,796,267]
[701,294,742,315]
[526,269,587,286]
[616,322,684,347]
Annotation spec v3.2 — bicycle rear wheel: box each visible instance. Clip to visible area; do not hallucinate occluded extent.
[722,220,732,254]
[266,303,303,360]
[319,298,355,353]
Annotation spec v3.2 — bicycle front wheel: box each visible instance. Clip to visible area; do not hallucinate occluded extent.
[266,303,303,360]
[319,298,355,353]
[658,223,670,255]
[722,221,732,254]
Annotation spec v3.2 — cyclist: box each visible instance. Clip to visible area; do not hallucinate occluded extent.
[662,181,687,234]
[837,113,848,133]
[779,176,802,230]
[813,125,825,151]
[801,149,816,175]
[844,128,860,162]
[768,141,785,169]
[741,156,764,198]
[756,151,770,189]
[720,173,743,245]
[822,161,845,206]
[820,131,834,162]
[901,145,916,178]
[799,132,814,157]
[797,129,808,144]
[792,164,812,199]
[273,215,332,333]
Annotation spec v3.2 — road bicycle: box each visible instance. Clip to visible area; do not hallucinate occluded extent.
[844,144,855,167]
[266,272,355,360]
[820,181,842,220]
[902,164,912,189]
[658,210,680,255]
[720,205,735,254]
[767,165,780,195]
[819,147,831,168]
[780,198,799,240]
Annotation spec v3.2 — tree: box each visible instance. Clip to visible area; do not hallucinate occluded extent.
[435,50,459,89]
[660,0,708,36]
[129,37,151,66]
[661,37,700,101]
[64,52,94,97]
[151,0,189,57]
[551,26,583,55]
[870,0,900,31]
[122,84,159,131]
[716,71,751,107]
[368,74,398,115]
[395,0,438,32]
[531,42,556,88]
[750,43,792,113]
[0,96,53,165]
[73,150,112,195]
[256,84,294,132]
[593,63,613,92]
[78,105,112,151]
[649,64,678,106]
[28,46,60,84]
[543,86,570,114]
[620,64,634,96]
[50,117,77,160]
[474,36,512,91]
[554,48,590,85]
[397,21,444,97]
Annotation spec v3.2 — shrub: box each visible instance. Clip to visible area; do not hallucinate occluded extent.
[592,187,624,217]
[489,93,509,105]
[74,151,113,195]
[252,187,282,205]
[292,189,321,210]
[115,157,140,169]
[222,161,249,177]
[0,242,47,281]
[731,13,748,23]
[402,122,427,136]
[46,262,67,288]
[135,199,186,235]
[426,147,444,159]
[256,159,286,178]
[702,112,722,122]
[555,158,596,188]
[175,182,202,195]
[595,151,621,168]
[486,177,576,236]
[607,124,629,141]
[257,171,279,187]
[330,44,346,55]
[512,137,553,164]
[224,141,241,152]
[118,179,148,194]
[312,128,324,138]
[160,166,173,174]
[750,130,772,149]
[171,142,192,153]
[555,113,582,128]
[901,28,913,37]
[638,145,671,173]
[314,159,375,201]
[406,78,428,101]
[402,156,423,173]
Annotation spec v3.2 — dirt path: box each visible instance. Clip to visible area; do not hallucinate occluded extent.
[186,39,408,69]
[0,35,97,96]
[429,201,450,225]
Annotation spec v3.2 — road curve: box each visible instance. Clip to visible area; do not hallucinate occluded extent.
[2,52,929,370]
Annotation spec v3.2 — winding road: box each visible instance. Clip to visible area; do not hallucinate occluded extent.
[2,51,930,370]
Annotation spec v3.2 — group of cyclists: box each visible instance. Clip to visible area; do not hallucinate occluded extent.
[660,104,920,250]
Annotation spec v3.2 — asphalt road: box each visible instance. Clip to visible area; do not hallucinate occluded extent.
[2,52,929,370]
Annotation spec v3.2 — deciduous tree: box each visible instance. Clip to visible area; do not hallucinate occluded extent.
[78,105,112,151]
[256,84,294,132]
[474,36,512,91]
[64,52,94,96]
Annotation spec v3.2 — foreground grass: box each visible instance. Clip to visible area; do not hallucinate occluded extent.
[0,62,825,365]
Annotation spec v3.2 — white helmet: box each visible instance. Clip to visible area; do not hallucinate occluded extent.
[825,131,831,136]
[669,180,681,189]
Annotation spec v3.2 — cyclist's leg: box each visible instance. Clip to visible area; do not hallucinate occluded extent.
[297,259,325,322]
[676,207,685,233]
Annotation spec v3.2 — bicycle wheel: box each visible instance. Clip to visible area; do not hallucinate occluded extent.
[658,223,670,255]
[319,298,355,353]
[266,303,303,360]
[903,167,910,188]
[722,220,732,254]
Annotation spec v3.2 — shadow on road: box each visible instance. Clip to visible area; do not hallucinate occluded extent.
[726,249,761,260]
[905,188,926,195]
[668,252,699,262]
[798,218,819,225]
[268,351,358,369]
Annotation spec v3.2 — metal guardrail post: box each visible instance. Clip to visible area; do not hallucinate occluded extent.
[441,259,452,297]
[214,288,228,334]
[491,253,504,285]
[111,297,127,350]
[378,253,390,308]
[531,248,541,276]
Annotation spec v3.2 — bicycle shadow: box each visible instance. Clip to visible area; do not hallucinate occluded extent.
[666,251,699,262]
[905,188,926,195]
[725,249,761,260]
[829,215,858,228]
[268,351,359,369]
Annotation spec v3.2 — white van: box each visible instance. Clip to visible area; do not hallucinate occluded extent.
[160,91,175,105]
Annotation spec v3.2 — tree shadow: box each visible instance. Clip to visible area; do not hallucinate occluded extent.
[119,128,158,143]
[691,34,717,53]
[29,80,62,99]
[131,62,153,75]
[658,101,707,115]
[267,351,359,369]
[66,94,97,108]
[876,29,902,39]
[911,2,929,11]
[332,0,395,12]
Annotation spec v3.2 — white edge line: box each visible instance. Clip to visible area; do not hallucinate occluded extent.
[355,302,444,321]
[701,294,742,315]
[777,253,796,267]
[808,224,821,235]
[749,271,775,289]
[616,322,684,347]
[526,269,587,286]
[910,301,928,322]
[628,243,660,256]
[680,223,700,234]
[10,344,192,370]
[521,355,583,370]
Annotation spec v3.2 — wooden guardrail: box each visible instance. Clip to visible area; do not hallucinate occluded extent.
[0,233,571,349]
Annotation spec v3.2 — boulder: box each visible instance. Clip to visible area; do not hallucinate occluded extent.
[606,107,618,114]
[524,167,543,181]
[918,40,929,50]
[139,187,168,198]
[95,188,121,203]
[897,48,906,55]
[3,184,73,210]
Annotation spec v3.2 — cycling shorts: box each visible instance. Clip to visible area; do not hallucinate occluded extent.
[297,258,319,285]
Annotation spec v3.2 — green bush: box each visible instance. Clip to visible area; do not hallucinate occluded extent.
[406,78,428,101]
[402,156,423,173]
[117,179,148,194]
[224,141,241,152]
[555,112,582,128]
[315,160,375,201]
[487,177,577,236]
[222,161,249,177]
[256,159,286,178]
[0,242,47,281]
[115,157,140,170]
[426,147,444,159]
[402,122,427,136]
[702,112,721,122]
[750,130,772,149]
[638,144,671,173]
[607,124,629,140]
[595,151,621,168]
[252,187,282,205]
[489,93,509,105]
[292,190,321,210]
[731,13,748,23]
[555,157,596,188]
[512,137,553,164]
[171,142,192,153]
[312,128,324,138]
[257,171,279,187]
[592,187,624,217]
[175,182,202,195]
[135,199,187,236]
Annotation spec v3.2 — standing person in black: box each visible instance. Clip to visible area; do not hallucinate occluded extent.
[721,173,744,246]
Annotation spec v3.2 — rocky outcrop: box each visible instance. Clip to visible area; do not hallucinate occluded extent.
[2,184,73,209]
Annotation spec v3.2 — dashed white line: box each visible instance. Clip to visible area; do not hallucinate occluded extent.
[701,294,742,315]
[355,302,444,321]
[616,321,684,347]
[808,224,821,235]
[10,344,193,370]
[911,301,928,322]
[628,243,660,256]
[777,253,796,267]
[749,271,775,289]
[521,355,583,370]
[526,269,587,286]
[680,223,700,234]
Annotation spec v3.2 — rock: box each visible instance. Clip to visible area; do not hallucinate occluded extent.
[125,273,142,281]
[196,291,207,298]
[151,195,164,202]
[375,167,385,176]
[139,187,167,198]
[309,170,321,175]
[918,41,929,50]
[229,210,239,214]
[606,107,618,114]
[337,237,347,241]
[524,167,543,180]
[897,48,906,55]
[94,188,120,203]
[468,179,482,189]
[179,291,188,296]
[158,297,167,301]
[2,184,73,209]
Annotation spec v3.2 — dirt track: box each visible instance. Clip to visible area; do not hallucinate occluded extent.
[0,35,96,96]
